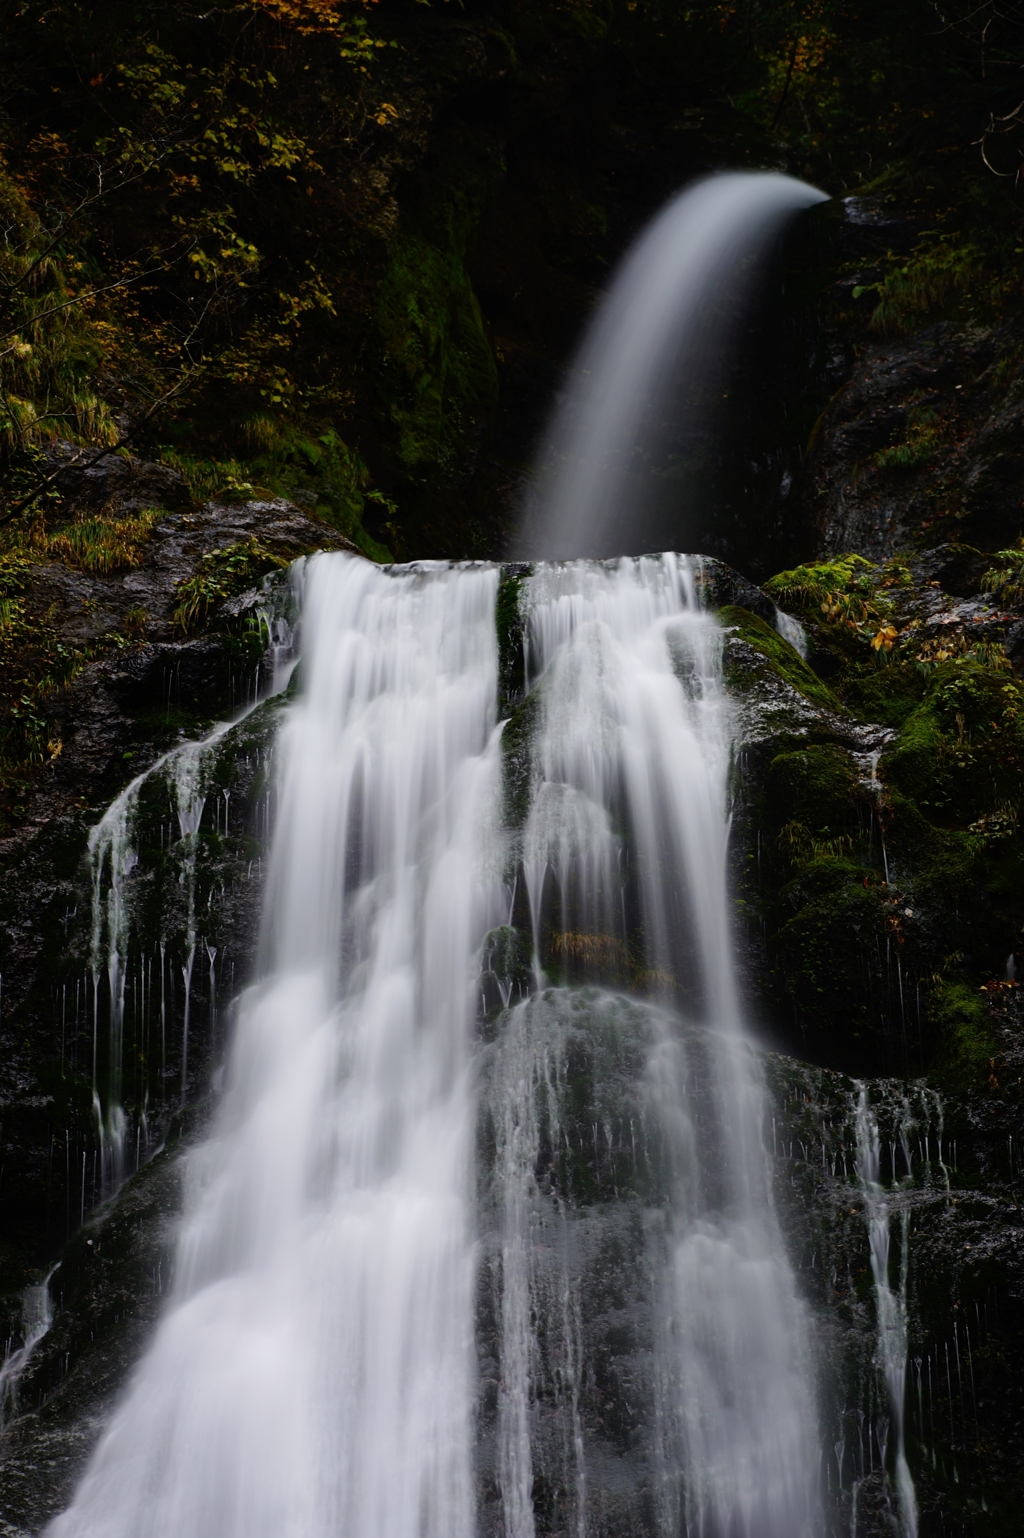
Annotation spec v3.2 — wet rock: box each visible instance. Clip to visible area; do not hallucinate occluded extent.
[0,1130,189,1534]
[0,469,351,1310]
[765,993,1024,1537]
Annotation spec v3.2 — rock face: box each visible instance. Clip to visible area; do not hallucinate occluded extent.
[0,1137,184,1536]
[798,199,1024,566]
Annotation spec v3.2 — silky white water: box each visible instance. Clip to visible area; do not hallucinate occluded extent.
[52,168,834,1537]
[517,172,828,561]
[54,552,821,1538]
[854,1086,918,1538]
[504,556,820,1538]
[51,556,506,1538]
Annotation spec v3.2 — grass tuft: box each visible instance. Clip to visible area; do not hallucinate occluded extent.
[44,510,162,574]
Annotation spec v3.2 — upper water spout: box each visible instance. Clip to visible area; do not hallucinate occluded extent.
[517,171,828,561]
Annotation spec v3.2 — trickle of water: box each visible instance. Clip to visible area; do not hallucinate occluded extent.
[84,571,301,1197]
[854,1085,918,1538]
[775,605,810,660]
[0,1270,55,1428]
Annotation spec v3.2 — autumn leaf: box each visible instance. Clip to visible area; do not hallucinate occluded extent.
[253,0,377,35]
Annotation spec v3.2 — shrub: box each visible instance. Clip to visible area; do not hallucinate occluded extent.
[172,537,289,633]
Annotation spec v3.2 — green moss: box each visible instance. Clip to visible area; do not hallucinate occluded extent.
[718,605,841,711]
[929,980,997,1088]
[770,857,896,1056]
[160,430,392,561]
[839,658,926,727]
[764,744,862,842]
[500,687,539,837]
[375,225,497,480]
[883,657,1024,822]
[763,555,878,623]
[496,568,529,707]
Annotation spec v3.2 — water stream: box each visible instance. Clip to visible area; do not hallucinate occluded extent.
[0,1270,55,1429]
[854,1086,919,1538]
[517,172,827,562]
[52,556,505,1538]
[51,552,820,1537]
[51,172,836,1535]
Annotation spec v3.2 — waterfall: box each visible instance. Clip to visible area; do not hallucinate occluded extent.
[506,556,820,1537]
[50,172,836,1535]
[52,551,822,1537]
[517,172,828,562]
[51,556,506,1538]
[854,1086,919,1538]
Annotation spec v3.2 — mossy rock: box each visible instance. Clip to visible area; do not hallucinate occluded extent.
[770,856,901,1065]
[718,605,841,712]
[763,743,863,843]
[375,217,498,482]
[928,979,999,1090]
[480,989,673,1207]
[884,657,1024,823]
[838,656,927,728]
[496,565,530,709]
[500,686,540,838]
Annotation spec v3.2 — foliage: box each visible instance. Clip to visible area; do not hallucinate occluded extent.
[0,0,1021,554]
[884,657,1024,822]
[905,627,1011,673]
[928,978,997,1088]
[776,820,852,866]
[982,542,1024,606]
[0,0,396,542]
[856,239,983,337]
[0,545,86,815]
[172,537,289,633]
[764,555,898,650]
[43,510,162,573]
[158,453,253,504]
[875,406,943,472]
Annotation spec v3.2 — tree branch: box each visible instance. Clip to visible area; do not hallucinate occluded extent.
[0,365,205,529]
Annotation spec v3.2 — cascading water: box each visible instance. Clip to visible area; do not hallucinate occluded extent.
[499,557,819,1537]
[517,172,828,562]
[52,552,822,1538]
[51,171,836,1537]
[854,1086,919,1538]
[51,556,506,1538]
